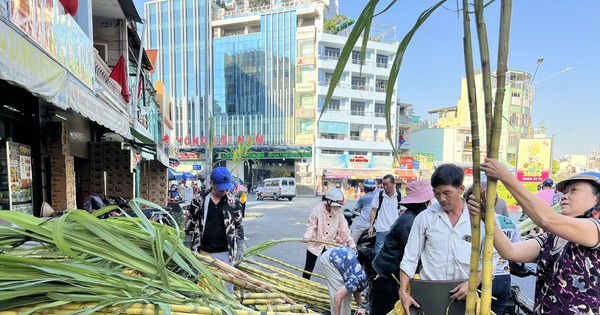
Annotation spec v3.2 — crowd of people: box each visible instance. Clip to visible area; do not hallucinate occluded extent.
[185,162,600,315]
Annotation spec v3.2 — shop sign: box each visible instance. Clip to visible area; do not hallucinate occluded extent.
[398,156,414,169]
[296,82,314,92]
[219,151,312,159]
[296,108,315,118]
[296,27,315,39]
[349,155,369,169]
[294,134,313,144]
[173,134,265,147]
[297,56,315,66]
[7,0,94,87]
[193,165,202,170]
[0,21,67,106]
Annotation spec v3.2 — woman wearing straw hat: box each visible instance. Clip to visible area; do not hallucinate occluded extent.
[469,158,600,314]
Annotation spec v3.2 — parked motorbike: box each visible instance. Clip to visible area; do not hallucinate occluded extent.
[343,208,376,250]
[505,262,535,315]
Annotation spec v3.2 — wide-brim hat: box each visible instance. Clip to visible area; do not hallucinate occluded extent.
[400,180,434,205]
[555,172,600,193]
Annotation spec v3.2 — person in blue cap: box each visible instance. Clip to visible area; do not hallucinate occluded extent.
[188,166,245,292]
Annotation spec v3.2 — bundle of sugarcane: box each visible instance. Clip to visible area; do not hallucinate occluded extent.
[517,203,561,236]
[0,199,311,314]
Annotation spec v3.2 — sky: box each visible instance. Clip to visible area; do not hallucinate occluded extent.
[337,0,600,158]
[133,0,600,158]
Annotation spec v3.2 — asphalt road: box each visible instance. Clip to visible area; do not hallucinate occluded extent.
[242,195,536,302]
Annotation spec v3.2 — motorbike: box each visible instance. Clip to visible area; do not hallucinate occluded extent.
[505,262,535,315]
[343,208,376,250]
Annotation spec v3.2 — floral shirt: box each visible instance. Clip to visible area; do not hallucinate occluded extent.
[303,203,355,256]
[532,219,600,314]
[328,246,368,293]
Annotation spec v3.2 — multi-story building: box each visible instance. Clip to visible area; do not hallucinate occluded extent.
[413,69,534,167]
[146,0,411,193]
[145,0,212,171]
[316,23,406,190]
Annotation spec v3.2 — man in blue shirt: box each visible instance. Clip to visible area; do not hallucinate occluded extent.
[350,179,377,242]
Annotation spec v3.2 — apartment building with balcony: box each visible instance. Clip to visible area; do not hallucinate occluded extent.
[413,69,534,170]
[316,23,404,184]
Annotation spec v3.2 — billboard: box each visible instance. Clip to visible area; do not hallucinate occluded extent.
[516,138,553,182]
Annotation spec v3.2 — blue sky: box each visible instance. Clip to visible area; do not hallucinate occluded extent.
[338,0,600,158]
[133,0,600,158]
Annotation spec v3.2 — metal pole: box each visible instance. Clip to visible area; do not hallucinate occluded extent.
[204,0,213,189]
[132,20,147,118]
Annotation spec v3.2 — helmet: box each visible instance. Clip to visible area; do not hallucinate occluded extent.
[323,188,345,206]
[555,172,600,193]
[170,184,178,191]
[363,178,376,191]
[542,178,554,188]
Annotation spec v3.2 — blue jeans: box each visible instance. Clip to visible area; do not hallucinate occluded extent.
[375,231,389,252]
[491,274,511,315]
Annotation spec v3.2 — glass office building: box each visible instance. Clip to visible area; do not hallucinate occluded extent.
[145,0,211,143]
[213,10,297,145]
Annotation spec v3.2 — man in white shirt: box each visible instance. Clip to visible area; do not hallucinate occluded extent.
[368,174,400,252]
[398,164,483,314]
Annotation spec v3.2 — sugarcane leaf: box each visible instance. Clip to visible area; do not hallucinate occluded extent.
[318,0,379,123]
[385,0,447,157]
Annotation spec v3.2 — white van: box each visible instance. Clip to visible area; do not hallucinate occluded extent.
[262,177,296,201]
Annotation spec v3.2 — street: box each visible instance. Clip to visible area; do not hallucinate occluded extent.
[242,195,536,302]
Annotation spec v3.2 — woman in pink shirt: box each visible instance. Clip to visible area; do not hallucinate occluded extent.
[302,188,356,279]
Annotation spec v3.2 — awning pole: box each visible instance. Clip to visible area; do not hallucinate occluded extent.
[131,19,147,118]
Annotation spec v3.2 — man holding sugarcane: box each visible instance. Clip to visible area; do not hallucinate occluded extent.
[398,164,485,314]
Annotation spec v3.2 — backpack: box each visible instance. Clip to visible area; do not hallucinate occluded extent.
[376,189,402,211]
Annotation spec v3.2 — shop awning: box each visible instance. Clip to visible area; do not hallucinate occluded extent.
[393,169,418,181]
[323,169,407,183]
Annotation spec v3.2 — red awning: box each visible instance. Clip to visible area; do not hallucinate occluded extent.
[393,169,418,181]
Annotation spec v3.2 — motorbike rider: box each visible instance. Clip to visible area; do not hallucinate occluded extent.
[535,178,556,206]
[302,187,355,279]
[350,178,378,242]
[169,184,182,201]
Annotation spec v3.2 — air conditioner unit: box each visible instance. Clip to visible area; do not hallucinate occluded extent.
[225,0,235,10]
[214,28,222,38]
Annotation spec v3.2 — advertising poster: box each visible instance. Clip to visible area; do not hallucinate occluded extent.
[516,138,552,182]
[2,142,34,215]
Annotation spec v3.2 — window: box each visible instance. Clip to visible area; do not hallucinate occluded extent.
[509,135,519,147]
[327,99,340,111]
[350,130,360,140]
[352,50,364,65]
[511,92,521,105]
[372,151,390,156]
[376,54,388,68]
[322,149,343,154]
[349,151,368,155]
[376,79,388,92]
[325,72,333,84]
[351,76,366,89]
[510,114,519,125]
[351,101,365,116]
[375,103,385,117]
[324,47,340,59]
[282,179,288,185]
[289,179,295,185]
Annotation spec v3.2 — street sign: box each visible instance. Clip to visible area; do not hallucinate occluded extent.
[193,165,202,170]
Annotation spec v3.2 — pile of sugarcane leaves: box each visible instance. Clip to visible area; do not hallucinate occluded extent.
[0,198,329,315]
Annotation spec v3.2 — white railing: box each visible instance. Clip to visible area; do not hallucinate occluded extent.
[94,51,128,113]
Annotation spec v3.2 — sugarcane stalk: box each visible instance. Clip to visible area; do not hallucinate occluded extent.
[255,254,326,280]
[196,252,299,306]
[462,0,484,312]
[255,305,308,312]
[239,293,285,300]
[479,1,513,314]
[240,298,285,305]
[244,238,338,257]
[243,260,325,287]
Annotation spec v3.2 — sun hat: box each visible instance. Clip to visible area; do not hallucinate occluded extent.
[399,180,434,205]
[210,167,234,191]
[555,172,600,193]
